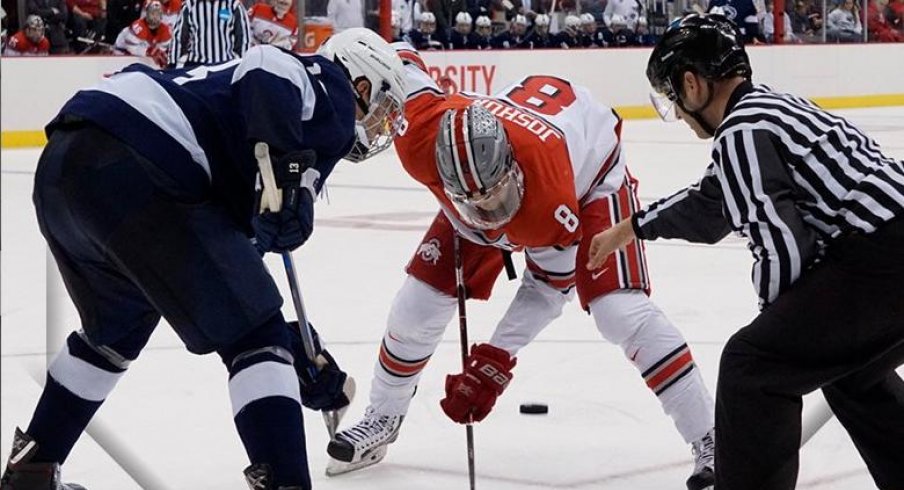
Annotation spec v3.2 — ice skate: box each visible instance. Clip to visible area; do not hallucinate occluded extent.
[0,428,86,490]
[243,463,306,490]
[325,407,403,476]
[686,428,715,490]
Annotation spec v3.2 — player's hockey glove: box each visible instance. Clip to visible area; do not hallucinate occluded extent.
[287,321,352,412]
[440,343,516,424]
[253,150,318,254]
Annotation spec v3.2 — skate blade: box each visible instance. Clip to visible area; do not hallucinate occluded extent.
[325,445,388,477]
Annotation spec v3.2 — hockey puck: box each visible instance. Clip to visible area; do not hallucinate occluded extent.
[519,403,549,415]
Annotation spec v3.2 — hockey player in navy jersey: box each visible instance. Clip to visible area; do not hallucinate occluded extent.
[0,28,406,490]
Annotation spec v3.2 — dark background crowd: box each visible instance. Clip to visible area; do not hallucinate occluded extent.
[1,0,901,57]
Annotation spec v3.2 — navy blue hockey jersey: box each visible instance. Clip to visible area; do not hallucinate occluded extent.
[47,45,357,232]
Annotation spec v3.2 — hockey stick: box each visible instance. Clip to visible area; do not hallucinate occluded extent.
[255,142,353,439]
[452,232,477,490]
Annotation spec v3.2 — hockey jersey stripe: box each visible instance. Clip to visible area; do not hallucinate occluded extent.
[94,71,212,178]
[232,45,316,122]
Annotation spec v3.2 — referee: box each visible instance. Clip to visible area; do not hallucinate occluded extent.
[170,0,250,67]
[586,13,904,490]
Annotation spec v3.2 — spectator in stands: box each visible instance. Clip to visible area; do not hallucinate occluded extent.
[887,0,904,30]
[27,0,70,52]
[390,10,407,40]
[248,0,297,48]
[885,0,904,31]
[522,11,555,47]
[789,0,823,41]
[491,12,527,46]
[464,0,491,22]
[158,0,181,27]
[393,0,420,32]
[826,0,863,42]
[763,0,798,42]
[707,0,764,42]
[1,6,7,49]
[409,11,447,48]
[106,0,141,42]
[555,13,582,47]
[4,14,51,55]
[327,0,363,32]
[473,13,493,47]
[866,0,903,40]
[491,0,525,21]
[113,0,171,65]
[449,11,479,47]
[428,0,465,33]
[603,0,642,33]
[68,0,108,47]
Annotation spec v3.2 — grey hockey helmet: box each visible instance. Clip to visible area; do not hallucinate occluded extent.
[435,104,524,230]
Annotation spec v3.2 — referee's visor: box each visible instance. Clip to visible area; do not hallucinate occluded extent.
[650,90,679,122]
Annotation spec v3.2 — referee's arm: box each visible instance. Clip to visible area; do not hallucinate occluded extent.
[169,0,190,66]
[633,162,732,244]
[232,0,251,57]
[714,127,821,308]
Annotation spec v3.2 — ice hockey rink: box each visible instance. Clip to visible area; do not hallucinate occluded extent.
[2,106,903,489]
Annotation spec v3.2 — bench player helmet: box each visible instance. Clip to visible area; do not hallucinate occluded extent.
[24,15,45,43]
[646,13,751,121]
[317,28,407,162]
[436,104,524,230]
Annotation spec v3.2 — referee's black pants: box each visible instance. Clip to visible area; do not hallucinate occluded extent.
[714,218,904,490]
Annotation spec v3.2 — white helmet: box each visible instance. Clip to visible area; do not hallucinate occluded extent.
[475,15,492,27]
[420,11,436,23]
[455,11,472,25]
[534,13,550,26]
[580,13,595,25]
[317,28,407,162]
[512,14,528,25]
[564,14,581,30]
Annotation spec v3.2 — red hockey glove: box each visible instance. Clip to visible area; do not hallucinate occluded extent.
[146,46,168,68]
[440,343,516,424]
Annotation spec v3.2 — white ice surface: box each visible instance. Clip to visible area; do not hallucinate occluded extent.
[2,107,903,489]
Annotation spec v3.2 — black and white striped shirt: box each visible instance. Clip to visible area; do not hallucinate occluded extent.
[170,0,251,66]
[633,82,904,308]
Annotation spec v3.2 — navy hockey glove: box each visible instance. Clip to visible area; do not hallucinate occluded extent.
[253,150,318,254]
[287,321,352,412]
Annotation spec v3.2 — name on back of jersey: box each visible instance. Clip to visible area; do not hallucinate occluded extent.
[473,98,562,143]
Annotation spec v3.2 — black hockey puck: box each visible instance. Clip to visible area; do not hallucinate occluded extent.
[519,403,549,415]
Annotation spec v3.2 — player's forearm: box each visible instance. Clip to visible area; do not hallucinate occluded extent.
[489,273,570,356]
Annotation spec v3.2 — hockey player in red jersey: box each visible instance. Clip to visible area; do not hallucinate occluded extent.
[113,0,172,67]
[3,15,51,56]
[248,0,298,50]
[327,43,718,490]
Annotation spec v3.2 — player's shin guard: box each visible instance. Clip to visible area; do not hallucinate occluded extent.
[589,291,714,443]
[24,331,128,465]
[225,332,310,490]
[369,277,456,416]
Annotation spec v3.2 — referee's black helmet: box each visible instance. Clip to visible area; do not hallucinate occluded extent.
[646,14,752,102]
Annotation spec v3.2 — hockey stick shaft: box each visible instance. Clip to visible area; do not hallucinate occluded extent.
[282,251,342,438]
[255,142,341,438]
[452,232,477,490]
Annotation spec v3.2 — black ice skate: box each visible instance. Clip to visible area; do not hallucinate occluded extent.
[0,428,86,490]
[325,406,403,476]
[242,463,305,490]
[686,428,715,490]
